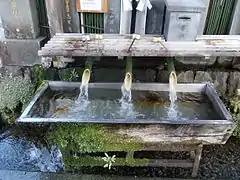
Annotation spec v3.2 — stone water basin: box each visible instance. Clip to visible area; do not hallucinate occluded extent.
[18,81,236,145]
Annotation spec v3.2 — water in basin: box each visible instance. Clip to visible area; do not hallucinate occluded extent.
[27,87,222,121]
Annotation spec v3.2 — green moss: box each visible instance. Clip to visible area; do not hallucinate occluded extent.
[46,124,142,154]
[0,75,35,124]
[32,65,57,87]
[228,95,240,138]
[45,124,144,170]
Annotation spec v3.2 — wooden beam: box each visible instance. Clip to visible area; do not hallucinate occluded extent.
[38,34,240,57]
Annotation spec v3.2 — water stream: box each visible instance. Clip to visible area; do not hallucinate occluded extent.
[167,72,179,120]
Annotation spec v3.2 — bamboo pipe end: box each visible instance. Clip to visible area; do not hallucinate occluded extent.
[124,72,132,91]
[169,71,177,88]
[81,69,91,85]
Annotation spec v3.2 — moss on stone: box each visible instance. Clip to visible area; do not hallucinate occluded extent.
[45,124,145,170]
[46,124,142,154]
[228,95,240,138]
[32,65,57,87]
[0,75,35,124]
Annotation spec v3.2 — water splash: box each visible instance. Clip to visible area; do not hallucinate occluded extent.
[119,85,136,118]
[77,68,91,101]
[167,71,178,120]
[121,84,132,103]
[77,83,89,101]
[118,72,140,119]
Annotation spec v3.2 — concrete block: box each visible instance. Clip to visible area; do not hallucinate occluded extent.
[0,0,39,39]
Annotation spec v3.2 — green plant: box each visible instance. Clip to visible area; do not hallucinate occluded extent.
[0,75,35,124]
[60,69,79,81]
[228,95,240,137]
[102,153,116,170]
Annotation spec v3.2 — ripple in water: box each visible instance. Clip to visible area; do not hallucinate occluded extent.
[55,83,144,120]
[77,84,88,101]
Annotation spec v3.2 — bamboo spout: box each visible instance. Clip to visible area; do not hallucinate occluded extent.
[167,58,177,88]
[81,60,92,85]
[124,57,133,91]
[124,72,132,91]
[81,69,91,85]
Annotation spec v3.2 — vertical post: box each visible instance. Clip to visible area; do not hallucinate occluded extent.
[135,0,152,35]
[192,144,203,177]
[120,0,132,34]
[145,0,165,35]
[45,0,65,36]
[198,0,211,35]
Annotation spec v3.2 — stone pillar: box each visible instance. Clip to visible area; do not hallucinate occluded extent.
[0,0,39,39]
[45,0,80,36]
[0,0,46,66]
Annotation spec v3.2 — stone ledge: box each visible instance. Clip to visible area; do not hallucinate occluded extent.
[0,37,47,66]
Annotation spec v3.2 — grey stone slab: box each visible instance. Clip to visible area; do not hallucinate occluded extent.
[104,0,121,33]
[62,0,80,33]
[175,56,216,66]
[0,0,40,39]
[134,69,156,82]
[232,57,240,70]
[146,0,165,35]
[210,71,229,97]
[0,37,47,66]
[194,71,229,97]
[177,71,194,83]
[217,57,233,66]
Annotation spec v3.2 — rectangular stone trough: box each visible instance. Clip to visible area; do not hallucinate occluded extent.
[18,81,236,144]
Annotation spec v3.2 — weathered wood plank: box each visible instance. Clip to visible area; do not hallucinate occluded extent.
[38,34,240,57]
[191,145,203,177]
[68,156,194,168]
